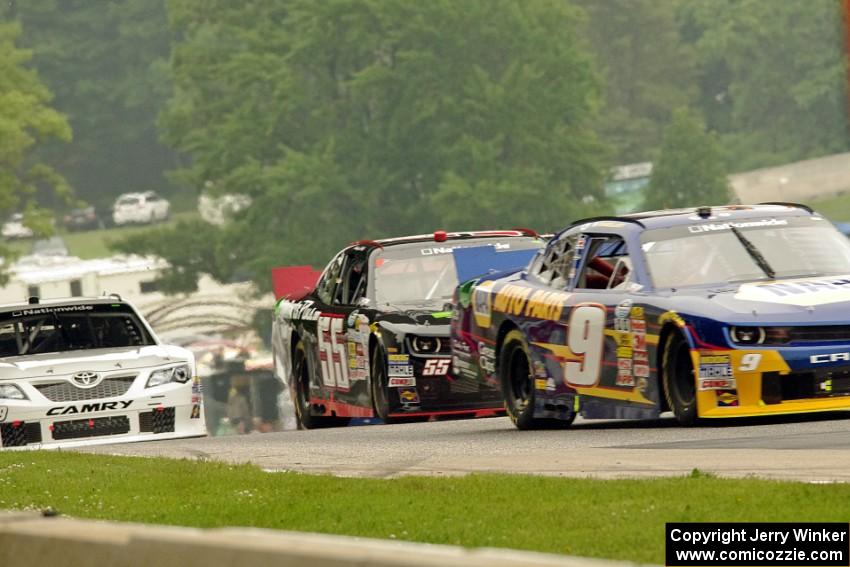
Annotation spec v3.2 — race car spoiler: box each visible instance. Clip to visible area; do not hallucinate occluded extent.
[452,245,538,283]
[271,265,322,301]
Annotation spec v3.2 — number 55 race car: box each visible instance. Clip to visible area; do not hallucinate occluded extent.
[271,230,543,428]
[452,203,850,428]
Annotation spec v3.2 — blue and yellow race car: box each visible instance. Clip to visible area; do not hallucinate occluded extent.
[451,203,850,428]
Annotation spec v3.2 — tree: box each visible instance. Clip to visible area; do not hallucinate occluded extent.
[0,22,71,280]
[643,108,730,210]
[680,0,849,171]
[112,217,234,293]
[124,0,607,294]
[573,0,697,165]
[4,0,175,212]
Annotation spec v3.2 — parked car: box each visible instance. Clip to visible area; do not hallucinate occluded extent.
[1,213,34,240]
[63,206,100,232]
[198,193,251,225]
[112,191,170,226]
[0,296,206,448]
[271,230,544,428]
[453,203,850,429]
[30,236,69,257]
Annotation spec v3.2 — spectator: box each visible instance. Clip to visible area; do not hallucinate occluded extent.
[226,374,253,434]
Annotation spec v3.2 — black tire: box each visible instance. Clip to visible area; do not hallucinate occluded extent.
[499,330,574,430]
[662,332,699,426]
[292,339,349,429]
[370,345,397,424]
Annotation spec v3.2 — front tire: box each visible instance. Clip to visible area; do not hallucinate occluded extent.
[370,345,397,424]
[662,332,699,426]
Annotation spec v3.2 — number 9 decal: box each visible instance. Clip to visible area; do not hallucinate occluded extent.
[564,304,606,387]
[738,353,761,372]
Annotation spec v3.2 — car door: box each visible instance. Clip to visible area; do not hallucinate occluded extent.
[564,232,656,412]
[309,251,349,395]
[310,249,372,408]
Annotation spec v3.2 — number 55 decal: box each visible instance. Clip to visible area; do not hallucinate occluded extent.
[564,304,606,387]
[317,315,349,389]
[423,359,451,376]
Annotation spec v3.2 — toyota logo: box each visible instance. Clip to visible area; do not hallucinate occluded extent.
[72,371,101,388]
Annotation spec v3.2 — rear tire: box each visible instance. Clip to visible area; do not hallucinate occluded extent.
[662,332,699,426]
[292,339,349,429]
[500,330,573,430]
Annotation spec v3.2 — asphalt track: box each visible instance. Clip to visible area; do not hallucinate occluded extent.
[74,410,850,482]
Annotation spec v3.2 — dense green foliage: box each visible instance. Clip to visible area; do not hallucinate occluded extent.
[680,0,848,171]
[0,21,71,280]
[0,0,848,291]
[2,452,850,563]
[575,0,697,164]
[4,0,175,213]
[142,0,606,291]
[644,108,730,210]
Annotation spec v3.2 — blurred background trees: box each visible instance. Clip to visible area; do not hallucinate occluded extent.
[0,21,72,281]
[0,0,847,291]
[643,108,730,211]
[5,0,175,214]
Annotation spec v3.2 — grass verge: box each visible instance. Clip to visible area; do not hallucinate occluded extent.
[0,453,848,563]
[805,193,850,221]
[6,212,198,260]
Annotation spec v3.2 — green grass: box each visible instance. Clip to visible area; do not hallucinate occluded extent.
[805,192,850,221]
[8,212,198,260]
[0,453,848,563]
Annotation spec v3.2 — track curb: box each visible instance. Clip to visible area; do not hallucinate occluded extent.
[0,510,649,566]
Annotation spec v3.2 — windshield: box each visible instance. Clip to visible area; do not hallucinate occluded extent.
[371,237,542,306]
[0,304,155,358]
[641,217,850,289]
[117,197,140,206]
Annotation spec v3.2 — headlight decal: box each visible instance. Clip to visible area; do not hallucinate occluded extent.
[146,365,192,388]
[0,384,27,400]
[729,326,766,345]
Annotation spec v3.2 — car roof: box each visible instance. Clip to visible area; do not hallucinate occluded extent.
[567,203,815,233]
[359,230,537,248]
[116,192,158,199]
[0,296,132,314]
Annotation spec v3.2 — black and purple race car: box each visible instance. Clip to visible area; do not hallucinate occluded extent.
[451,204,850,428]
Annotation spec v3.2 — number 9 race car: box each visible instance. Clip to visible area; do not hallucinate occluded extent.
[271,230,544,428]
[451,203,850,428]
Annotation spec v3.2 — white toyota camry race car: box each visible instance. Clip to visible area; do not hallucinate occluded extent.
[0,296,206,449]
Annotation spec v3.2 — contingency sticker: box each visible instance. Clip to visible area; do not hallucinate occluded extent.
[716,390,739,407]
[345,313,371,381]
[698,354,736,390]
[398,387,420,405]
[387,353,414,381]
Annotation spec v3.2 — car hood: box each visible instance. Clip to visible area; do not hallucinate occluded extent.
[664,274,850,324]
[0,345,192,381]
[376,306,453,337]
